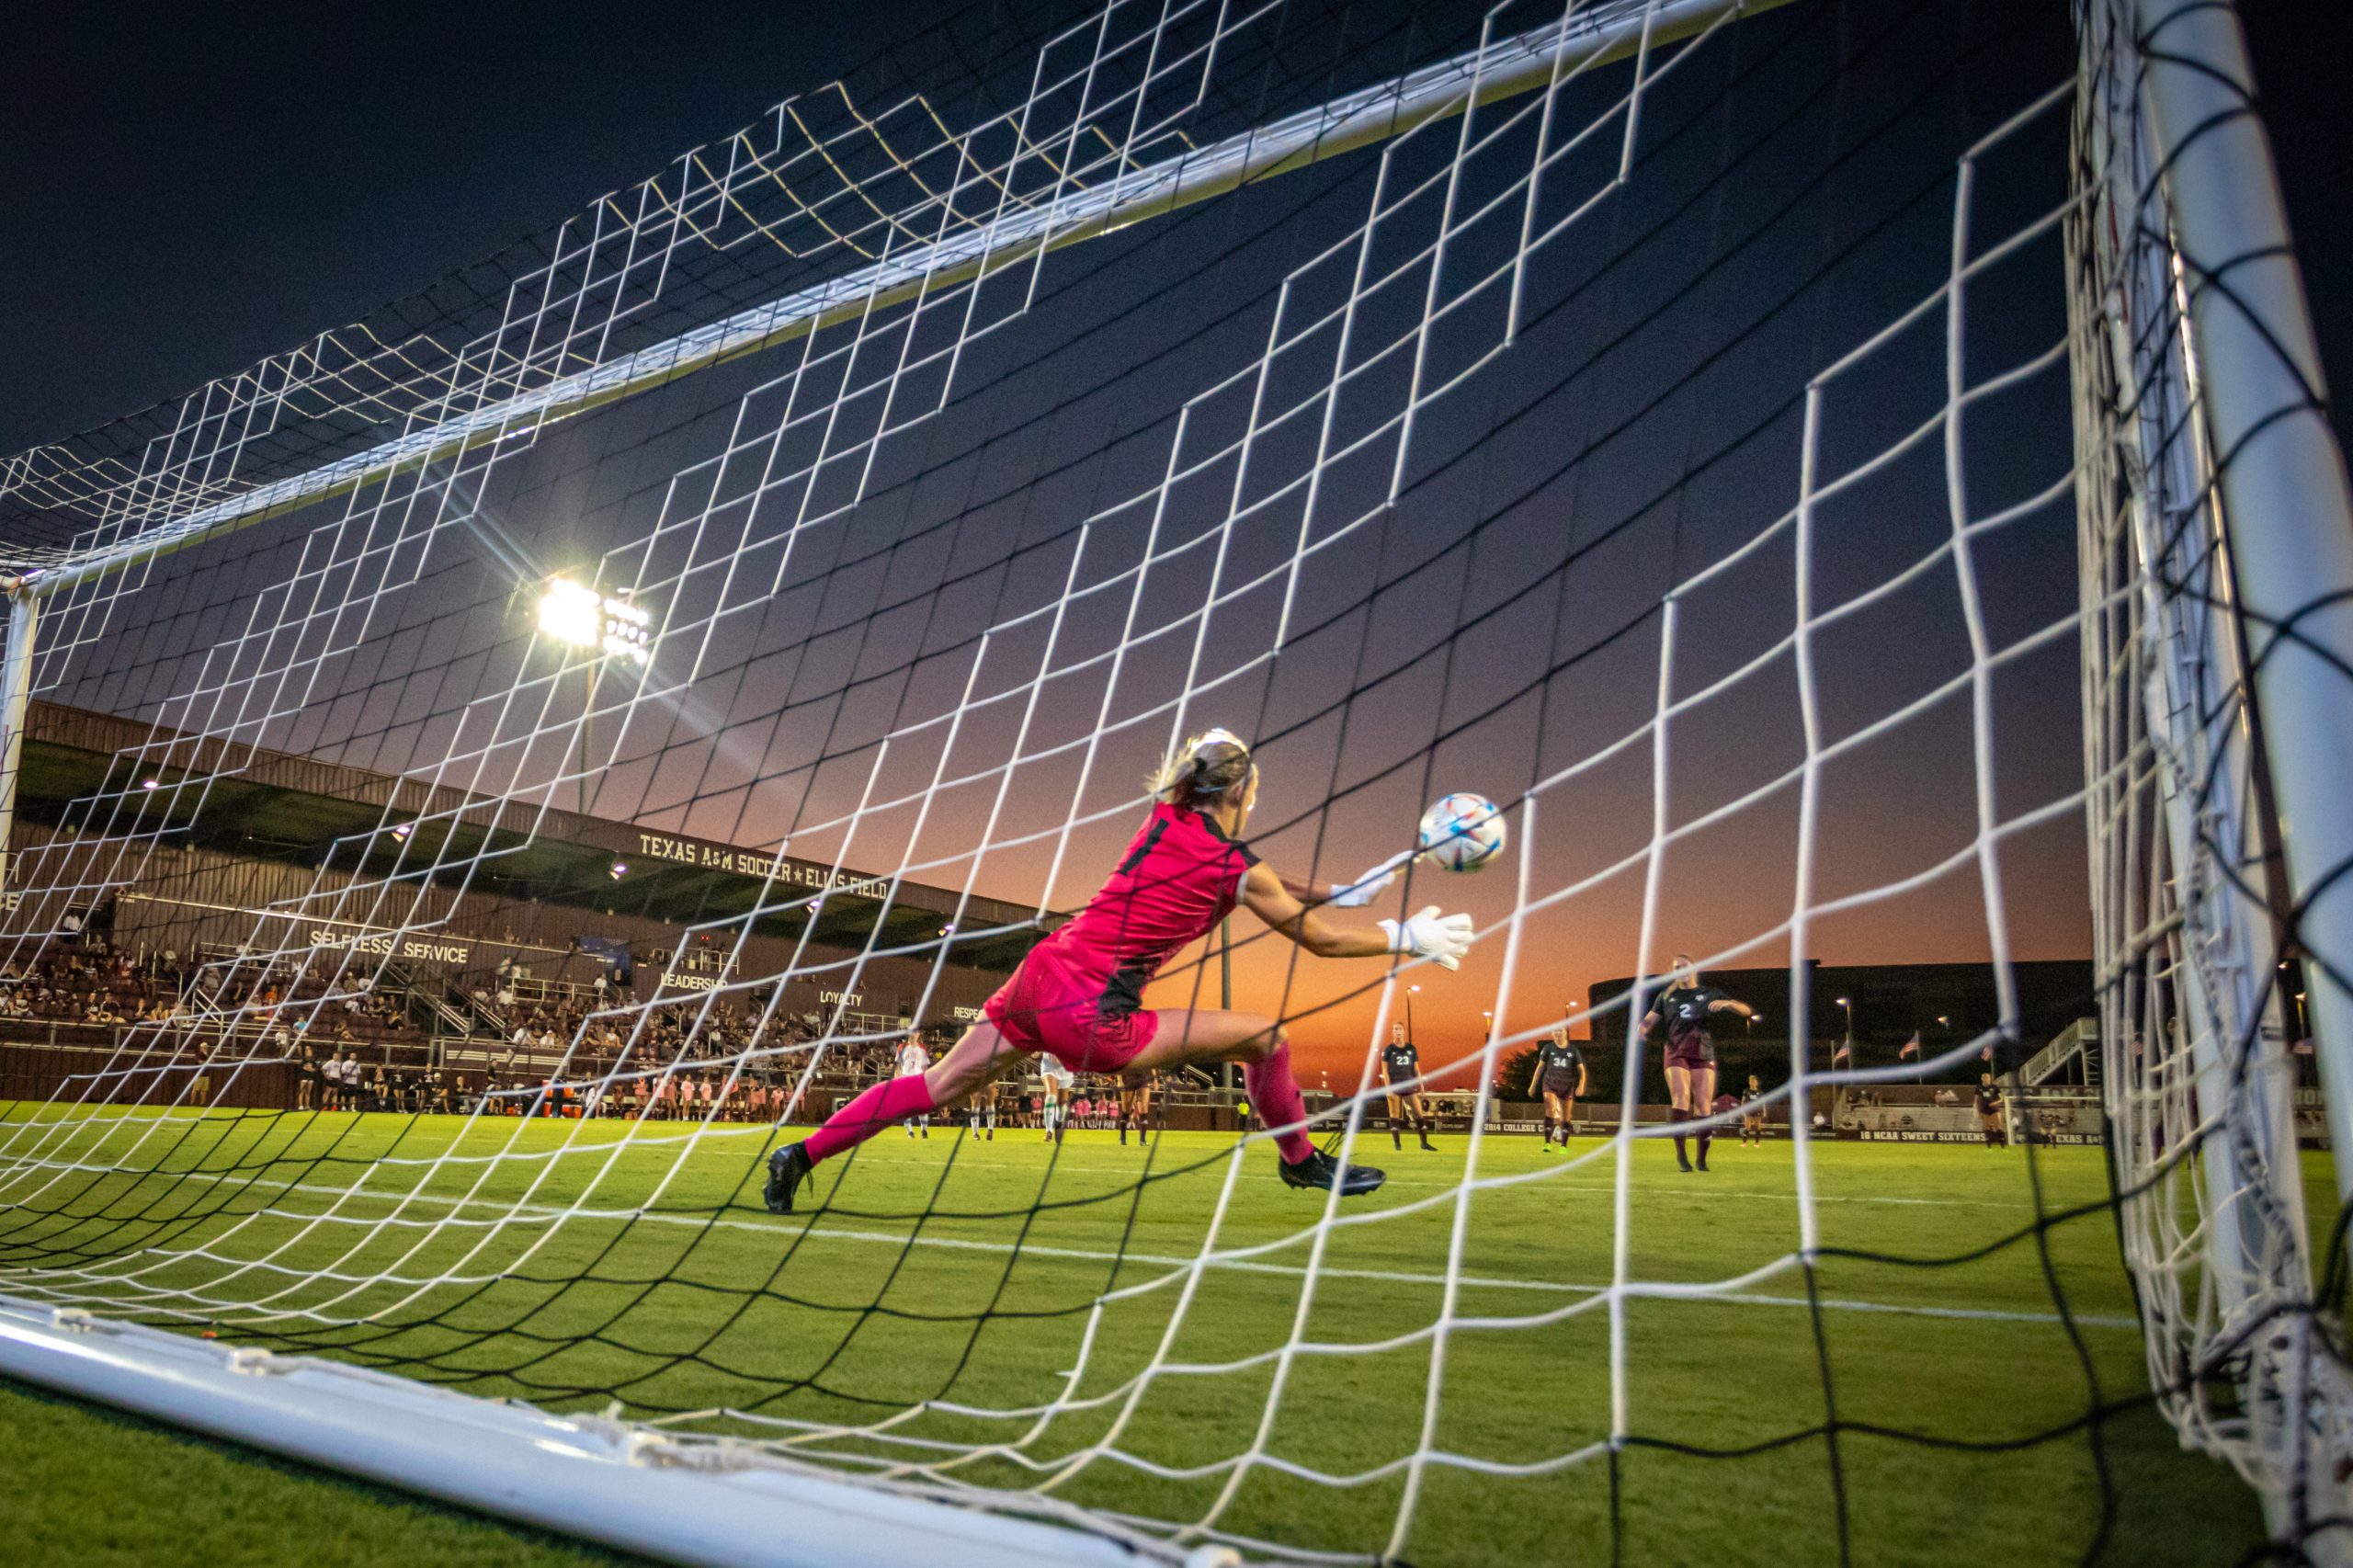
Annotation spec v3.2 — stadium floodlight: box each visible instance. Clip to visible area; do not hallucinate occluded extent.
[538,577,653,814]
[8,0,2353,1562]
[538,578,652,666]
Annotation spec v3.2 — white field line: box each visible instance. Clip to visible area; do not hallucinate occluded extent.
[0,1157,2137,1332]
[0,1122,2057,1210]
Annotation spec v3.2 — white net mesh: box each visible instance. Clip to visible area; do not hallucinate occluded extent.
[0,0,2336,1562]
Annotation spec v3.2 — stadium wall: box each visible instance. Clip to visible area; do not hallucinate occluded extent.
[1584,960,2097,1060]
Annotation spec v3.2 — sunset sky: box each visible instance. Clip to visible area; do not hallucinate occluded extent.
[5,0,2345,1088]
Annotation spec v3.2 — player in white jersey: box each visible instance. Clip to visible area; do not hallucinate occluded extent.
[1038,1052,1074,1144]
[965,1074,1001,1141]
[895,1034,932,1139]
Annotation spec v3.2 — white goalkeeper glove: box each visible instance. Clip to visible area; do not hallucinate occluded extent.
[1378,904,1476,971]
[1328,848,1416,908]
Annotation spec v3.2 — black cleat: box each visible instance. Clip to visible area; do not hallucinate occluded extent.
[1279,1147,1387,1196]
[1677,1155,1695,1173]
[1418,1137,1436,1153]
[764,1143,813,1214]
[1695,1156,1711,1173]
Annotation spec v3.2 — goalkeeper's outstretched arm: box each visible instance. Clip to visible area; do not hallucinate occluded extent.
[1238,863,1474,969]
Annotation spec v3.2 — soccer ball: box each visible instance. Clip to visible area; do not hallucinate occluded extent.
[1417,792,1506,871]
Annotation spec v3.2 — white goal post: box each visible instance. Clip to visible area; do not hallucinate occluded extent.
[2076,0,2353,1545]
[3,0,2352,1562]
[0,1293,1215,1568]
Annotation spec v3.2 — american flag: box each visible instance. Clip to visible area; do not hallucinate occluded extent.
[1832,1040,1851,1063]
[1981,1043,1995,1062]
[1898,1033,1921,1061]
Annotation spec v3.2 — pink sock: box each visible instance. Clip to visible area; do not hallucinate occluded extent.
[1245,1040,1315,1164]
[804,1074,938,1164]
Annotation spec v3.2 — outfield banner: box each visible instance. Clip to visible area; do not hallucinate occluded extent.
[1841,1127,2104,1146]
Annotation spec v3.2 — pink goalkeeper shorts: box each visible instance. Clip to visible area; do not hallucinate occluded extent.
[982,954,1161,1074]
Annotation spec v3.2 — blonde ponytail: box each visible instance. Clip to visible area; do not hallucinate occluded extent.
[1150,728,1253,807]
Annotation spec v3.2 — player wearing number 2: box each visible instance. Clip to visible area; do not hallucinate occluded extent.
[765,730,1479,1211]
[1638,954,1755,1173]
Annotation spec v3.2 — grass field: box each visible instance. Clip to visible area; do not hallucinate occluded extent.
[0,1106,2278,1564]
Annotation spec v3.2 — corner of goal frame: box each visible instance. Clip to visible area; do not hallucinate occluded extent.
[0,1292,1228,1568]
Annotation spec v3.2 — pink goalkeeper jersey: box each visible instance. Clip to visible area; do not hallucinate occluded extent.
[1028,801,1257,1015]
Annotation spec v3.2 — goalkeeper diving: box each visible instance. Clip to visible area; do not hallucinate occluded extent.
[766,729,1474,1210]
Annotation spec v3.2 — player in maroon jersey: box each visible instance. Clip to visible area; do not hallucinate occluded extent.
[1637,954,1755,1173]
[765,730,1475,1210]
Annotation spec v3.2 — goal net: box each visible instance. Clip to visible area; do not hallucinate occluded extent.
[3,0,2348,1562]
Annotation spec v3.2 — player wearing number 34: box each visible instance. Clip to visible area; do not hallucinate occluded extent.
[766,729,1482,1211]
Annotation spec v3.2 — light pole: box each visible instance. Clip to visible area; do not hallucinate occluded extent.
[1406,984,1420,1040]
[1836,997,1853,1072]
[538,578,650,817]
[1219,920,1234,1088]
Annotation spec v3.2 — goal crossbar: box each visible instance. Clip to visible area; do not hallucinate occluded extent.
[16,0,1785,604]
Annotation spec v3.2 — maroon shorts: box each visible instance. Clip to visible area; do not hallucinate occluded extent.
[983,955,1161,1074]
[1663,1048,1717,1074]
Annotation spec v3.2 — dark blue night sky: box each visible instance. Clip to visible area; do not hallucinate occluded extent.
[2,0,2347,1082]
